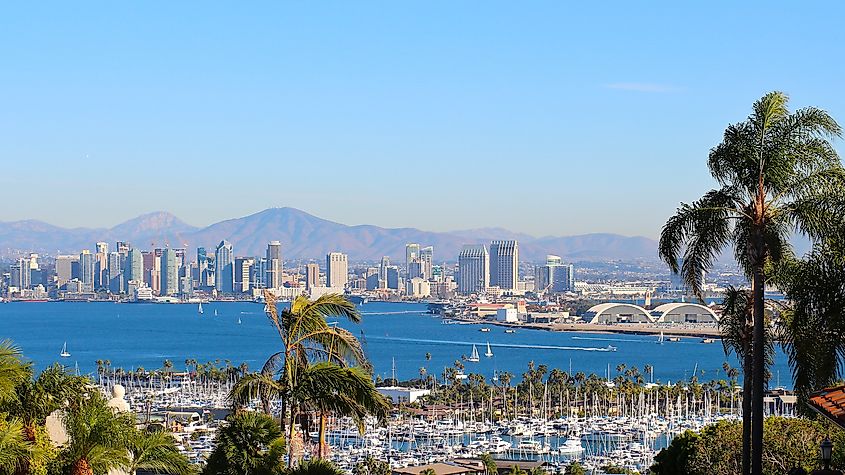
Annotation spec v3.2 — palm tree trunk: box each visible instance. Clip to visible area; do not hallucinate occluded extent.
[751,263,765,475]
[71,458,93,475]
[318,412,327,458]
[742,352,752,475]
[288,407,298,468]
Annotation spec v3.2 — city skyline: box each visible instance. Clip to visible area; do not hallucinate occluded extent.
[2,3,844,237]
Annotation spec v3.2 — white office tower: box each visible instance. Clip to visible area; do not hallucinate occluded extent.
[420,246,434,279]
[458,245,489,295]
[489,240,519,291]
[266,241,283,289]
[379,256,391,282]
[326,252,349,289]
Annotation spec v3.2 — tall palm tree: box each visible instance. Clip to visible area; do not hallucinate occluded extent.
[659,91,844,475]
[719,286,753,475]
[776,236,845,405]
[203,411,286,475]
[62,392,133,475]
[231,292,377,463]
[126,428,192,475]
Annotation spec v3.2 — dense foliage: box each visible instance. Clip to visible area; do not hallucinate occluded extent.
[651,417,845,475]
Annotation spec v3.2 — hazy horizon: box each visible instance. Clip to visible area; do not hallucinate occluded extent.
[2,2,844,237]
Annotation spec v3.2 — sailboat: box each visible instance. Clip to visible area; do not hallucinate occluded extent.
[214,309,218,317]
[60,342,70,358]
[198,302,204,315]
[485,341,493,357]
[237,316,242,324]
[657,331,664,344]
[468,344,480,362]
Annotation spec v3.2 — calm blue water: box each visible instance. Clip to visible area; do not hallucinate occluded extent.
[0,301,792,386]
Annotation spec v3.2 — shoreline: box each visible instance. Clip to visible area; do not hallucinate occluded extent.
[448,315,722,339]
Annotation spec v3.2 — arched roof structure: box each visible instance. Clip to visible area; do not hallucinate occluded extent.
[651,303,719,323]
[582,303,654,324]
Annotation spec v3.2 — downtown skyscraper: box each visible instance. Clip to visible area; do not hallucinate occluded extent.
[326,252,348,289]
[489,240,519,291]
[458,245,489,295]
[265,241,282,289]
[215,240,234,293]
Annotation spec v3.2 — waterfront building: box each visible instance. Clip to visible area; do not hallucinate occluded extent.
[365,268,380,290]
[55,255,78,288]
[305,262,320,290]
[326,252,348,289]
[406,277,431,297]
[107,251,123,294]
[253,257,268,289]
[266,241,282,289]
[79,250,95,292]
[651,303,719,323]
[535,255,575,294]
[159,248,178,296]
[234,257,254,293]
[408,261,424,280]
[458,245,489,295]
[582,303,654,324]
[489,240,519,291]
[125,249,144,286]
[215,240,234,293]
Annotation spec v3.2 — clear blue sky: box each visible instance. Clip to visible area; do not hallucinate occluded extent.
[2,2,843,238]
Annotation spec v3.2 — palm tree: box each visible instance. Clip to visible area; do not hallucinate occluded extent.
[659,91,844,475]
[479,452,497,475]
[203,411,285,475]
[62,392,133,475]
[719,286,753,475]
[0,340,29,403]
[9,363,88,441]
[777,237,845,405]
[126,428,192,475]
[0,418,29,475]
[231,292,378,464]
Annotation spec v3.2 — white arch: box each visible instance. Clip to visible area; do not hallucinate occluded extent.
[582,303,654,324]
[651,303,719,323]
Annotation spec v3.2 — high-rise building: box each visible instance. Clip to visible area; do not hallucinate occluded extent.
[94,242,109,290]
[107,251,123,294]
[458,245,489,295]
[234,257,254,293]
[535,255,575,294]
[305,262,320,290]
[79,250,95,292]
[215,240,234,293]
[159,248,178,296]
[420,246,434,280]
[326,252,348,289]
[489,240,519,291]
[116,241,131,256]
[379,256,390,282]
[386,266,400,290]
[266,241,282,289]
[56,255,78,288]
[405,243,420,274]
[126,249,144,285]
[10,258,31,290]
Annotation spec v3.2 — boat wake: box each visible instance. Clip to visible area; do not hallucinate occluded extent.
[571,336,642,343]
[365,335,616,352]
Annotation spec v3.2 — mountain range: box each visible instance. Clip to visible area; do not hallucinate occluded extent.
[0,207,659,262]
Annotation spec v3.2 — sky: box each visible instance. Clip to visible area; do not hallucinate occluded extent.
[2,2,844,238]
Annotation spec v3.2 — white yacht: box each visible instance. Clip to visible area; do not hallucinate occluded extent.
[467,345,480,362]
[558,437,585,455]
[485,342,493,357]
[60,342,71,358]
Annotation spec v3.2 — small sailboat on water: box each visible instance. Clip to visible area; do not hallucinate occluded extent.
[468,344,480,362]
[60,342,71,358]
[237,316,242,324]
[485,341,493,357]
[657,331,664,344]
[198,302,203,315]
[214,309,218,317]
